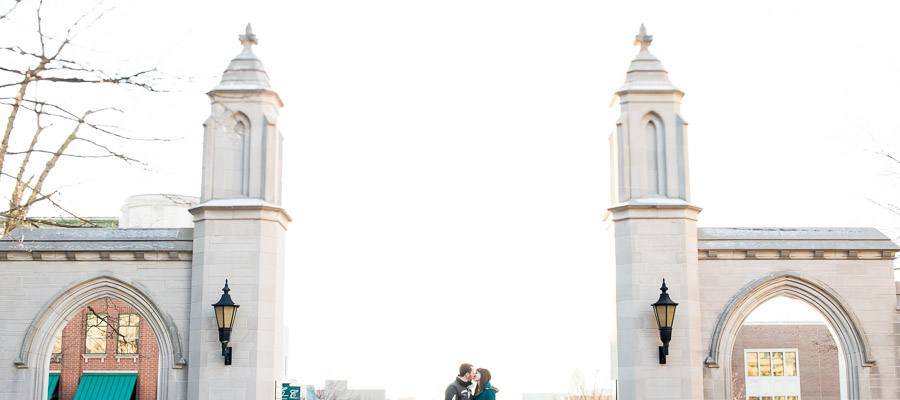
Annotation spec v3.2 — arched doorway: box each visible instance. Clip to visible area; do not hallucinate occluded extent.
[48,297,160,399]
[705,272,873,400]
[16,274,186,400]
[730,296,842,400]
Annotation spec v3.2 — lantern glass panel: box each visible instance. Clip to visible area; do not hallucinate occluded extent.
[654,305,665,328]
[223,305,236,329]
[215,306,225,329]
[653,304,676,328]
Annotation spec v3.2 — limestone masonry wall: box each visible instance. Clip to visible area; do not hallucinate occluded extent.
[697,227,900,400]
[0,228,192,400]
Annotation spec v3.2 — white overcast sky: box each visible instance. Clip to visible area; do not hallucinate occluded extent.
[3,1,900,399]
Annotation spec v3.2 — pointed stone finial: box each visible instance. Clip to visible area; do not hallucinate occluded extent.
[212,23,277,93]
[239,23,258,51]
[634,24,653,51]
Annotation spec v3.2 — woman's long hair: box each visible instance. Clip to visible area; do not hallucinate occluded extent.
[475,368,492,397]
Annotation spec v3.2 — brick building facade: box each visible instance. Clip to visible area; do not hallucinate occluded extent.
[48,298,159,400]
[730,323,839,400]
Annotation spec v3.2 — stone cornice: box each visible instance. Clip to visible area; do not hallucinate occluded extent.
[189,198,291,229]
[206,88,284,108]
[607,198,702,221]
[0,250,191,261]
[700,249,895,261]
[0,228,193,257]
[698,227,899,259]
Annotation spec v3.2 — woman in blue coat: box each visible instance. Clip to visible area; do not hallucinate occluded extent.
[474,368,497,400]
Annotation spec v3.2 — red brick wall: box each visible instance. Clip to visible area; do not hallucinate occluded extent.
[48,298,159,400]
[731,323,839,400]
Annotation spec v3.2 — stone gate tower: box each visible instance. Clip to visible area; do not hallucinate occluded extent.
[607,25,704,399]
[187,24,289,399]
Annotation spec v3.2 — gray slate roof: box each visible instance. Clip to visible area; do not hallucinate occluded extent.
[0,228,193,252]
[698,227,899,251]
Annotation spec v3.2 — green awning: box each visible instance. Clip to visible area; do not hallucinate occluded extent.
[48,373,59,399]
[72,373,136,400]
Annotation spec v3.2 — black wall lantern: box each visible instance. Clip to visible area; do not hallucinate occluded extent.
[651,279,678,364]
[212,279,240,365]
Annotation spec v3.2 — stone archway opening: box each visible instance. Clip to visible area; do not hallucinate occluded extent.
[706,272,873,400]
[729,296,844,400]
[18,275,186,400]
[47,296,161,400]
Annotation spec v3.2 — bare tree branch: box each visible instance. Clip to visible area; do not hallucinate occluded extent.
[0,173,98,230]
[874,149,900,168]
[32,69,161,91]
[0,0,22,20]
[5,148,129,159]
[0,66,27,75]
[0,74,36,183]
[3,112,86,233]
[868,198,900,216]
[0,0,169,234]
[36,0,46,56]
[5,99,172,142]
[0,171,56,215]
[7,105,45,227]
[75,137,146,166]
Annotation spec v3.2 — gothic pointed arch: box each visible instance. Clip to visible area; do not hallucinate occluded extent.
[640,111,666,197]
[705,271,873,400]
[230,111,252,197]
[15,273,186,400]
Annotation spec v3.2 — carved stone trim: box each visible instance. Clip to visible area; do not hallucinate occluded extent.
[699,249,893,260]
[0,251,191,261]
[16,274,187,400]
[706,271,873,400]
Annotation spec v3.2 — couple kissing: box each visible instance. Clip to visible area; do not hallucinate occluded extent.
[445,363,498,400]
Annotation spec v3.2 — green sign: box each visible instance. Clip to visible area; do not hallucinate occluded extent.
[280,383,302,400]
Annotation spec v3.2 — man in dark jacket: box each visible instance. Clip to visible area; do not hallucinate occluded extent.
[445,363,475,400]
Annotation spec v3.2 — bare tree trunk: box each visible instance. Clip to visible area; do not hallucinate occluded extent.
[0,0,165,234]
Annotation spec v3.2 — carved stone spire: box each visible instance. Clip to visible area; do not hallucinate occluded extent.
[618,24,678,93]
[213,23,274,92]
[610,25,691,204]
[201,24,284,203]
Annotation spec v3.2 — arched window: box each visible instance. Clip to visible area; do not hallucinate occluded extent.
[216,112,251,197]
[644,116,666,197]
